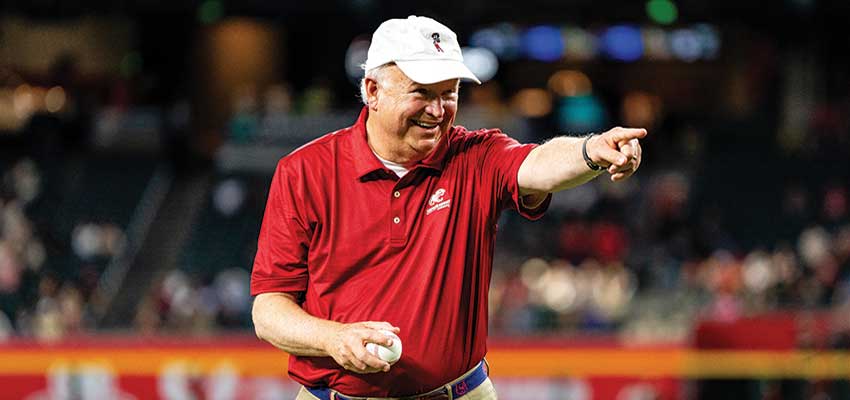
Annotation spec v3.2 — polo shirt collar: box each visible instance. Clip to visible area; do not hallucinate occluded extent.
[350,107,386,178]
[350,106,449,179]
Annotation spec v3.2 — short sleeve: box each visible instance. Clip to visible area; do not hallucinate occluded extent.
[250,159,311,297]
[478,130,551,220]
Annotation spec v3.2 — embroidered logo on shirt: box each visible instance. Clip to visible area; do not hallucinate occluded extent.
[426,188,451,215]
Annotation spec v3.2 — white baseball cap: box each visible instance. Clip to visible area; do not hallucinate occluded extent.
[364,16,481,85]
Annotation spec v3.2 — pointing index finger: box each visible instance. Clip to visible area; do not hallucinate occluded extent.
[610,127,647,143]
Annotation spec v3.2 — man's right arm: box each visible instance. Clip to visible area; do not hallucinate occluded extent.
[252,292,400,373]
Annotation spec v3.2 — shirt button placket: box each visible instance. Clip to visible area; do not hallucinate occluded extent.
[390,188,405,246]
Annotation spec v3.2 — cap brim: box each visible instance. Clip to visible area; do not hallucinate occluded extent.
[395,59,481,85]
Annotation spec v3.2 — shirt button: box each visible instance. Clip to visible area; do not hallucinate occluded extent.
[393,217,401,224]
[393,191,401,198]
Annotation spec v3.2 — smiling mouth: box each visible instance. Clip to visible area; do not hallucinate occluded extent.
[412,120,440,129]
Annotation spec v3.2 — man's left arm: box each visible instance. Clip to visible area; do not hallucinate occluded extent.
[517,127,647,206]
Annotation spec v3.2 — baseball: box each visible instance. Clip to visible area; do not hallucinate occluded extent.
[365,330,402,364]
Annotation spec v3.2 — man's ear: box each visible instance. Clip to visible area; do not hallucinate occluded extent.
[365,78,380,111]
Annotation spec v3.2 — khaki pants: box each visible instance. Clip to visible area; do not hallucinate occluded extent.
[295,378,498,400]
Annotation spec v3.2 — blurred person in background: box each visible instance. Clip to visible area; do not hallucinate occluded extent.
[250,15,646,400]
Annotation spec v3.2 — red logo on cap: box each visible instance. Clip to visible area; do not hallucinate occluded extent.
[431,32,444,53]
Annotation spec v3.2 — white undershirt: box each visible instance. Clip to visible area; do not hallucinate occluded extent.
[373,151,410,178]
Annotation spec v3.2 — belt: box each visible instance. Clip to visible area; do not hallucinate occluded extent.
[306,360,488,400]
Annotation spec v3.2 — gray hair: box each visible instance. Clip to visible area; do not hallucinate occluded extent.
[359,63,394,105]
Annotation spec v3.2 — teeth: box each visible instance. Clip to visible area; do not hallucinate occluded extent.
[413,120,438,129]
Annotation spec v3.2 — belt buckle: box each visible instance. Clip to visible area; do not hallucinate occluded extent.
[403,386,450,400]
[416,392,450,400]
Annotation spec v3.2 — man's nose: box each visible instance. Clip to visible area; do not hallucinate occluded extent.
[425,97,444,119]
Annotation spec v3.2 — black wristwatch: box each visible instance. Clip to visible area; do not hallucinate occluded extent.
[582,134,603,171]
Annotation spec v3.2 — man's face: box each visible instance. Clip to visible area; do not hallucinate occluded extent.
[370,66,459,160]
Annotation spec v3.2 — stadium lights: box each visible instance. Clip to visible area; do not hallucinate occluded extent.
[646,0,679,25]
[468,23,721,63]
[462,47,499,83]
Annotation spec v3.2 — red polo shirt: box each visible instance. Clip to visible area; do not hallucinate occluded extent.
[251,107,550,396]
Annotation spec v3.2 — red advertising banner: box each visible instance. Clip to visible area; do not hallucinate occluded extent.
[0,332,847,400]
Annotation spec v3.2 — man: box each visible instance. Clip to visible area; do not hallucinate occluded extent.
[251,16,645,399]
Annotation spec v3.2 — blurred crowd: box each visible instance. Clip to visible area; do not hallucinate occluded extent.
[0,155,144,341]
[488,172,850,342]
[134,267,251,336]
[0,157,83,341]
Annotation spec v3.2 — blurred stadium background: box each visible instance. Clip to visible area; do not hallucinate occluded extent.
[0,0,849,399]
